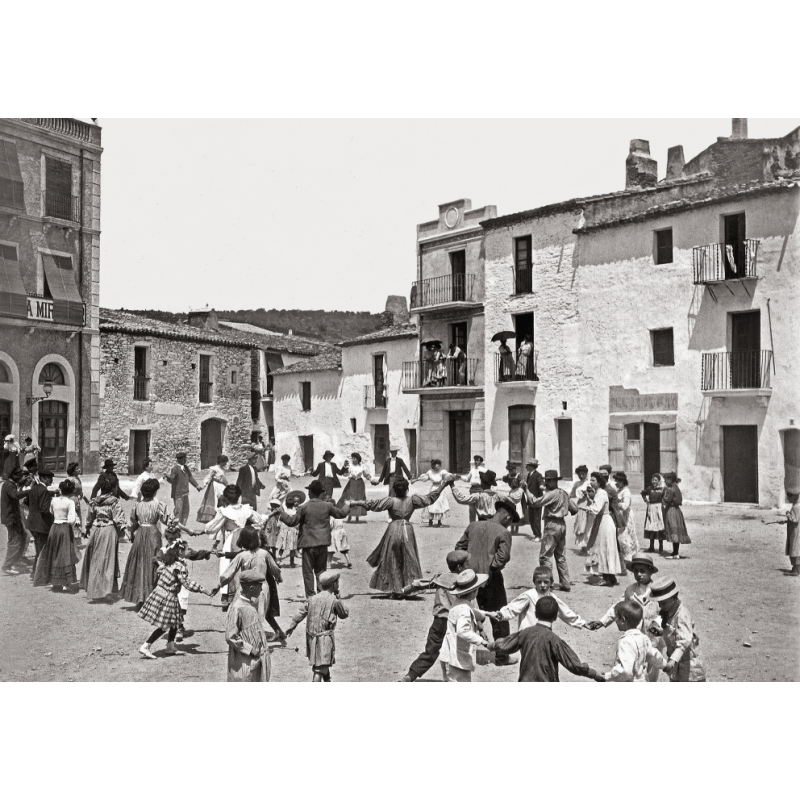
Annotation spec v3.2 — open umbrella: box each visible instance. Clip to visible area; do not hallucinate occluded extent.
[421,338,442,347]
[491,331,517,342]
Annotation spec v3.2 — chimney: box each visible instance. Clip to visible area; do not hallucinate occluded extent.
[625,140,658,189]
[731,118,748,139]
[666,145,685,181]
[382,295,409,328]
[187,307,219,331]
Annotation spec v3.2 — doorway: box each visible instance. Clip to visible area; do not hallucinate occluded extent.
[0,400,10,442]
[723,212,746,278]
[731,311,761,389]
[373,424,389,471]
[623,422,662,493]
[200,418,225,469]
[130,430,151,474]
[450,250,466,301]
[722,425,758,503]
[508,405,535,469]
[299,435,314,472]
[448,410,471,474]
[556,418,573,478]
[38,400,67,472]
[405,428,417,476]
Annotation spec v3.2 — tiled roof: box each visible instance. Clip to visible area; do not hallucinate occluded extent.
[99,309,330,356]
[576,178,800,233]
[271,349,342,375]
[339,323,417,347]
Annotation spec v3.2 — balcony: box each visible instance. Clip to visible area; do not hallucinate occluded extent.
[693,240,759,285]
[21,118,95,142]
[494,351,539,385]
[402,358,482,396]
[133,375,149,401]
[701,350,773,399]
[43,190,79,223]
[199,381,213,404]
[410,274,480,311]
[364,384,387,409]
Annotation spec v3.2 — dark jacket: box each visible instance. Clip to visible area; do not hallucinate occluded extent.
[236,464,265,503]
[455,519,512,574]
[91,471,131,501]
[279,498,348,549]
[605,482,624,531]
[526,470,545,498]
[165,464,199,499]
[311,461,344,489]
[26,482,54,533]
[378,456,411,485]
[0,479,23,527]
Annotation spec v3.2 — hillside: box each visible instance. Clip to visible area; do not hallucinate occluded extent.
[123,308,384,344]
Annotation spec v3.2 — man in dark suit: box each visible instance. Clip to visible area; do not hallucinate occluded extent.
[27,469,54,578]
[311,450,344,501]
[378,448,411,497]
[525,459,545,541]
[92,458,131,501]
[236,452,265,511]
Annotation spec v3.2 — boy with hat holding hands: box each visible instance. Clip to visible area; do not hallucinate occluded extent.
[648,576,706,682]
[437,569,490,682]
[164,452,201,525]
[286,570,349,681]
[225,568,272,681]
[401,550,471,682]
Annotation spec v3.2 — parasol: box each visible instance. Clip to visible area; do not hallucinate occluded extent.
[491,331,517,342]
[421,338,442,347]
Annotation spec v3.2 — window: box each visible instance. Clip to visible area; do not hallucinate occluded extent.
[449,250,466,301]
[0,399,11,442]
[39,363,65,385]
[508,405,535,467]
[0,243,27,319]
[230,368,238,385]
[652,328,674,366]
[0,140,24,209]
[300,381,311,411]
[0,361,10,382]
[654,228,673,265]
[134,346,148,400]
[514,235,532,294]
[373,354,386,408]
[44,157,75,221]
[350,418,357,433]
[199,354,213,403]
[39,253,83,325]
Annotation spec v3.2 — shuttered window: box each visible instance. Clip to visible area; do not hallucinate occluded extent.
[199,355,213,403]
[0,140,25,208]
[608,423,624,472]
[514,235,532,294]
[0,243,27,319]
[300,381,311,411]
[659,422,677,474]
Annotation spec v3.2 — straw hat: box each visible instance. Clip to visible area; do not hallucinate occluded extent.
[285,489,307,506]
[650,576,679,602]
[629,553,658,573]
[450,569,489,596]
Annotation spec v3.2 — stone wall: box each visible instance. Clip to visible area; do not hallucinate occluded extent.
[99,333,253,474]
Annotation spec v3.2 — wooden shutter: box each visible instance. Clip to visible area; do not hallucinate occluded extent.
[0,140,25,208]
[608,423,624,472]
[0,244,28,319]
[660,422,677,474]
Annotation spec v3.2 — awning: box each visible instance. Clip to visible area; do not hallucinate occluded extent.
[0,140,25,209]
[41,254,84,326]
[0,244,27,319]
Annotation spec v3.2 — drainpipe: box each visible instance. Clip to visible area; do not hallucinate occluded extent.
[77,147,85,468]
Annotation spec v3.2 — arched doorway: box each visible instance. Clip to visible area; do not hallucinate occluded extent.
[200,418,226,469]
[39,400,68,471]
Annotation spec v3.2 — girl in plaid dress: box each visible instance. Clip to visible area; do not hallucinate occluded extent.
[138,547,217,658]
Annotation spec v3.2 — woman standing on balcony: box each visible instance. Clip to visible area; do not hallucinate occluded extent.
[337,453,371,523]
[433,343,447,386]
[422,343,436,387]
[498,338,515,382]
[515,335,533,380]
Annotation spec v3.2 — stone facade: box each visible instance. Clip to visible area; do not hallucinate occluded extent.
[0,118,102,472]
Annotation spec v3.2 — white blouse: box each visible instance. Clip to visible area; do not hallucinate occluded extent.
[52,495,78,524]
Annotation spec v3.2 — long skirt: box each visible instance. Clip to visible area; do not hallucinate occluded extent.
[33,522,79,587]
[586,514,622,576]
[121,524,162,604]
[219,527,243,605]
[787,524,800,559]
[421,489,450,524]
[574,508,594,546]
[80,524,120,600]
[617,515,641,562]
[664,506,691,544]
[139,585,181,628]
[196,482,223,523]
[276,522,297,553]
[337,477,366,517]
[366,519,422,594]
[643,503,665,541]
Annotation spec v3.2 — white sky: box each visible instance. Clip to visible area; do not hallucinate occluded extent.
[98,118,800,314]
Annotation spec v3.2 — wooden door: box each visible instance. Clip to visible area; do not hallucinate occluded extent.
[557,418,573,478]
[722,425,758,503]
[405,428,417,476]
[449,411,471,474]
[624,423,642,489]
[200,418,223,469]
[300,435,314,472]
[724,212,746,278]
[731,311,760,389]
[450,250,466,301]
[373,424,389,471]
[643,422,661,490]
[0,400,10,442]
[39,400,67,472]
[130,430,150,474]
[508,405,535,468]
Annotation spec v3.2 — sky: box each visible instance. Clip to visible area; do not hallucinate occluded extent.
[99,118,800,314]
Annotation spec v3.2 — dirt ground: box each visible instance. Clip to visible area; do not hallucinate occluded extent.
[1,472,798,682]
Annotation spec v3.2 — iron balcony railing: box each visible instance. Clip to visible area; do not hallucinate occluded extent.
[701,350,773,391]
[494,350,539,383]
[364,384,387,409]
[199,381,213,403]
[693,239,759,284]
[22,118,94,142]
[133,375,149,401]
[403,358,479,390]
[43,189,79,222]
[410,273,477,309]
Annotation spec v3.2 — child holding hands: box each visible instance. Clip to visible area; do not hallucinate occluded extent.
[603,600,667,682]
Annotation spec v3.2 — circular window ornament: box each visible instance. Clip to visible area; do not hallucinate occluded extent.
[444,207,459,228]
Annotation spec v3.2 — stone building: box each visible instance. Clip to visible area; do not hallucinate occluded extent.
[0,118,102,471]
[401,200,495,474]
[477,118,799,507]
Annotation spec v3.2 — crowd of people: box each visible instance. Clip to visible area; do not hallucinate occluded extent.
[2,433,798,682]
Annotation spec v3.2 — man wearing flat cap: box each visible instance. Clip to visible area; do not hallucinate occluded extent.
[165,452,201,525]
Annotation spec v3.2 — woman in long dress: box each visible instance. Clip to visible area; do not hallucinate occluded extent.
[269,454,294,504]
[33,480,80,590]
[81,492,128,601]
[337,453,371,523]
[570,465,593,550]
[641,473,666,555]
[66,461,85,536]
[414,459,452,527]
[614,471,641,563]
[515,335,534,380]
[585,471,622,587]
[498,339,515,382]
[252,437,267,472]
[204,484,264,611]
[662,472,690,559]
[121,478,175,607]
[349,477,451,598]
[197,454,229,523]
[432,344,447,386]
